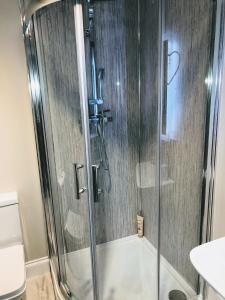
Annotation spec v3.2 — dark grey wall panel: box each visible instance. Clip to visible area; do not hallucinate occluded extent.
[139,0,160,249]
[89,0,140,244]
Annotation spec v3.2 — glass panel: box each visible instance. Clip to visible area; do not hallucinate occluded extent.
[159,0,216,299]
[33,2,94,299]
[82,1,160,299]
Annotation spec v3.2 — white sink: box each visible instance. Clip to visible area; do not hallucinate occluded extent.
[190,237,225,299]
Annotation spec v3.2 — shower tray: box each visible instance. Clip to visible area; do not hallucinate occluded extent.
[65,236,196,300]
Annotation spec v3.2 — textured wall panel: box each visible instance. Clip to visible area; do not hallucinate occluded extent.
[88,0,140,244]
[139,0,160,250]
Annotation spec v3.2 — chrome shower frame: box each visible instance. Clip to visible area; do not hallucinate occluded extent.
[199,0,225,298]
[21,16,72,300]
[19,0,225,299]
[20,0,60,25]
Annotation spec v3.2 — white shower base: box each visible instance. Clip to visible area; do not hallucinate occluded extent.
[65,235,197,300]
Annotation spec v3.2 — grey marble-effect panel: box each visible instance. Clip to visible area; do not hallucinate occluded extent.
[89,0,140,244]
[139,0,160,249]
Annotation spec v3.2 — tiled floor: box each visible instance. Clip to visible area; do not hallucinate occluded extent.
[25,273,56,300]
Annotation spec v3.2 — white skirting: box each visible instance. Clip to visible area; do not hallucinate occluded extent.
[25,256,50,278]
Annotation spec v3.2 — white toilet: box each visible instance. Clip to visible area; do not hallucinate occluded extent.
[0,192,26,299]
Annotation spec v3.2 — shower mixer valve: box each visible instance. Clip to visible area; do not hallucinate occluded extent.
[88,68,112,125]
[89,109,112,124]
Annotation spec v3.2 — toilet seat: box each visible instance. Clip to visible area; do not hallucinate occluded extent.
[0,245,26,300]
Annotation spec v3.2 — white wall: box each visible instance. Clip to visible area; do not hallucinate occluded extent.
[0,0,48,261]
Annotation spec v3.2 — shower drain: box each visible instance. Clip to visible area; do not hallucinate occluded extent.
[168,290,187,300]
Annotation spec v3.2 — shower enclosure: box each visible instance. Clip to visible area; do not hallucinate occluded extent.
[20,0,225,299]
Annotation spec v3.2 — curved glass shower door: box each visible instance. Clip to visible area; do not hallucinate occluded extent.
[159,0,220,299]
[27,1,96,299]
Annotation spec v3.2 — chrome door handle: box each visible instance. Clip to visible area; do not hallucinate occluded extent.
[73,163,86,200]
[92,164,102,202]
[162,40,168,135]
